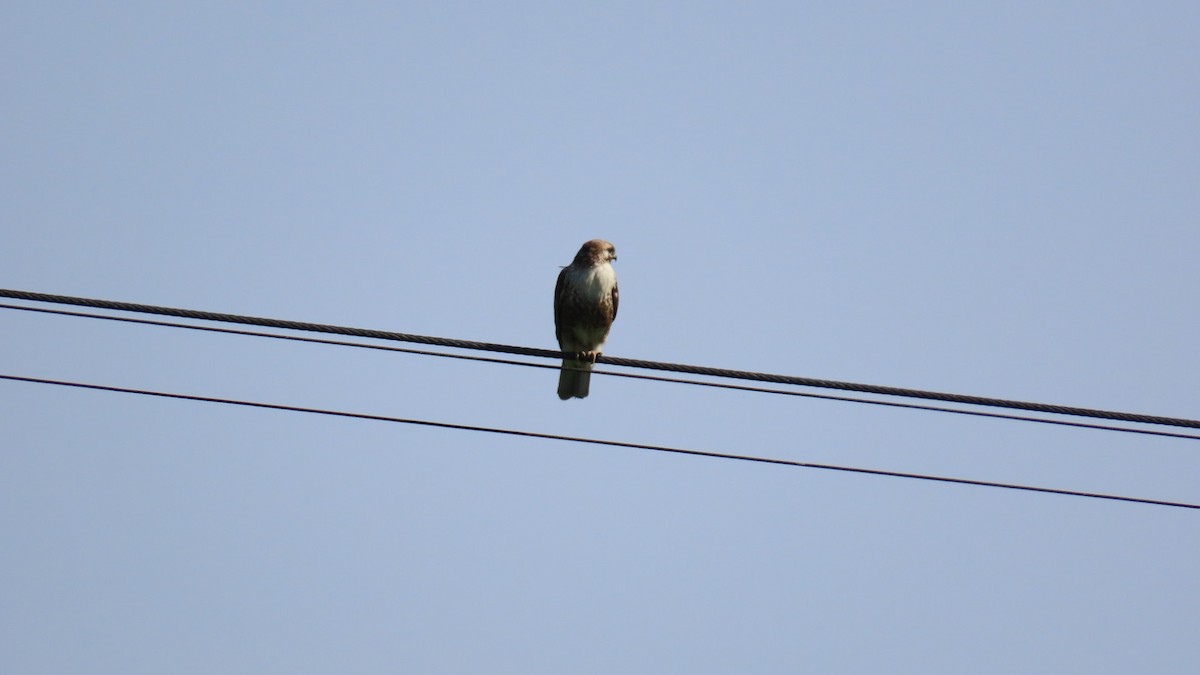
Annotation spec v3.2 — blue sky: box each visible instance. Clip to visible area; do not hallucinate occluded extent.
[3,2,1198,673]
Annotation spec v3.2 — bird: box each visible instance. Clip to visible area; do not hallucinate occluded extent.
[554,239,619,399]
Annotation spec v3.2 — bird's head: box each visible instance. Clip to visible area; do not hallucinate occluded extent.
[576,239,617,265]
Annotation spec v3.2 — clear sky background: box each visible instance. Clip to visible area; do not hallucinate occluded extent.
[3,2,1198,673]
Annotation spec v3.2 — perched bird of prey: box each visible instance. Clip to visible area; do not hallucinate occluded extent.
[554,239,619,400]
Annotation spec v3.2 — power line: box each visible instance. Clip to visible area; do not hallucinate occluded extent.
[3,287,1197,431]
[5,301,1200,442]
[3,372,1195,511]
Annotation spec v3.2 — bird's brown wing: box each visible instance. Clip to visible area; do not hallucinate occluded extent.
[553,266,569,346]
[610,277,618,323]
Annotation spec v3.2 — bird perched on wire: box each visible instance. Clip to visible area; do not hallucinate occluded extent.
[553,239,619,400]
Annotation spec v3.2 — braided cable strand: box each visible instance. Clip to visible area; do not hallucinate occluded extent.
[600,355,1199,428]
[5,302,1199,441]
[0,288,558,358]
[3,288,1197,430]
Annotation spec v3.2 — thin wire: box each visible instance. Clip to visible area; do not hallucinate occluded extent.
[3,373,1195,510]
[2,288,1197,430]
[5,302,1200,442]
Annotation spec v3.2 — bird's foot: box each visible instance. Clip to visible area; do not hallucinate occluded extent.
[575,350,601,363]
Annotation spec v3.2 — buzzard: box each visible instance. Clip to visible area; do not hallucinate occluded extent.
[554,239,619,399]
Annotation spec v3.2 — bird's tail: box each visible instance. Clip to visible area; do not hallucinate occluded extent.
[557,359,593,400]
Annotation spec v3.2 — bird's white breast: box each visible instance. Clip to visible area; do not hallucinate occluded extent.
[571,262,617,301]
